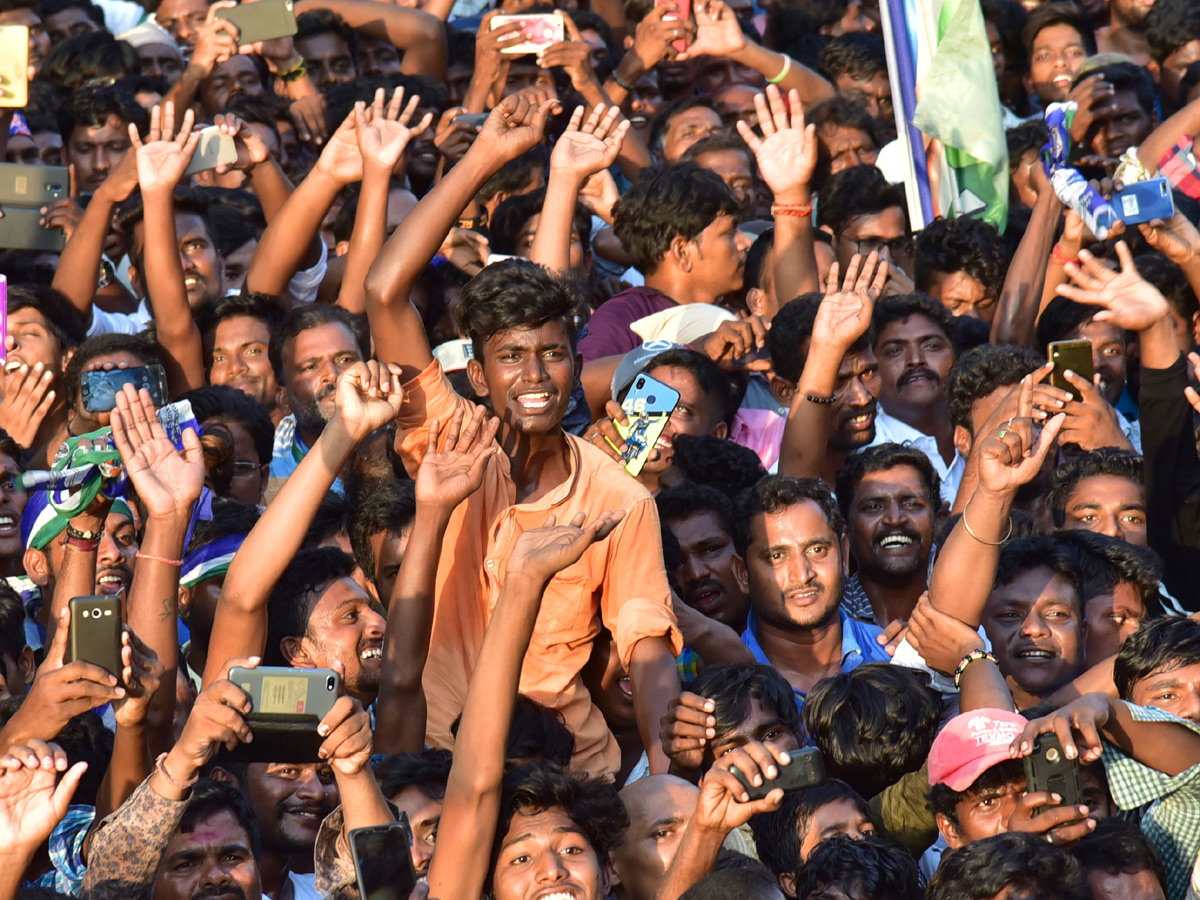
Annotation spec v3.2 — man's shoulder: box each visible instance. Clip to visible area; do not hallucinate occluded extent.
[594,287,676,319]
[569,435,658,510]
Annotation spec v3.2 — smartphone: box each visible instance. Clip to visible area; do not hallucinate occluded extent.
[0,163,70,208]
[220,0,298,45]
[491,12,564,54]
[182,127,238,177]
[655,0,691,52]
[220,666,341,762]
[615,373,680,478]
[0,25,29,108]
[452,112,489,129]
[350,818,417,900]
[1023,734,1084,816]
[66,595,123,678]
[0,206,67,252]
[1113,177,1175,226]
[728,747,826,802]
[81,364,168,413]
[1048,339,1093,403]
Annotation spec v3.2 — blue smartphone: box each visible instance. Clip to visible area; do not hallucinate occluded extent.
[615,373,680,477]
[1113,177,1175,225]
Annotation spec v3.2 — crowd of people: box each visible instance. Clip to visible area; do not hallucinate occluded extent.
[1,0,1200,897]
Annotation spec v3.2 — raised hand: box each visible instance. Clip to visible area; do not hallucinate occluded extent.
[0,360,56,448]
[1056,242,1170,332]
[507,510,627,585]
[699,316,771,371]
[331,361,405,443]
[213,113,271,172]
[415,406,501,512]
[433,107,479,167]
[1137,212,1200,266]
[189,0,240,75]
[1057,369,1132,450]
[0,740,88,856]
[736,85,817,200]
[128,102,201,194]
[316,695,373,775]
[975,375,1065,496]
[549,105,630,184]
[111,627,166,729]
[537,15,597,92]
[167,656,257,776]
[627,4,692,70]
[111,384,205,519]
[813,252,888,351]
[474,90,561,165]
[694,739,788,834]
[678,0,746,60]
[356,87,434,175]
[659,691,717,772]
[314,108,369,186]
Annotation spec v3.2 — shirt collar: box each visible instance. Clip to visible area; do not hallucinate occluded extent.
[740,607,868,699]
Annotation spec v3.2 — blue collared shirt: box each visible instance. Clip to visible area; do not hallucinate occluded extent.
[741,608,891,713]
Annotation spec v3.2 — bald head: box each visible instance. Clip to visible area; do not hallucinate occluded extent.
[613,776,701,900]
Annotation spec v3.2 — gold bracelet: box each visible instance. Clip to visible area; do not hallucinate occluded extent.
[961,497,1012,546]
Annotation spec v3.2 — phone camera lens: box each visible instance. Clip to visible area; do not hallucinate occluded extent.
[327,676,336,691]
[92,608,101,618]
[648,395,657,404]
[635,377,644,389]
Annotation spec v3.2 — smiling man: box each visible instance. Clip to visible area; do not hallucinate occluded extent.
[196,293,290,427]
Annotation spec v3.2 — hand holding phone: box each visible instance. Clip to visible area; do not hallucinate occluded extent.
[182,126,238,176]
[1022,734,1085,816]
[81,364,168,413]
[728,747,825,801]
[66,596,123,678]
[219,0,298,45]
[1113,177,1175,226]
[351,819,417,900]
[1048,340,1093,403]
[216,666,341,762]
[615,374,680,477]
[490,11,564,54]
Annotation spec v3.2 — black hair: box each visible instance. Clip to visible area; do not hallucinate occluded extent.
[1036,294,1115,349]
[302,492,352,549]
[743,228,775,293]
[834,443,941,526]
[39,31,139,91]
[115,185,214,256]
[802,663,940,799]
[0,429,23,466]
[489,187,593,256]
[681,131,755,169]
[269,304,369,384]
[455,258,583,361]
[0,0,42,11]
[927,832,1089,900]
[688,662,802,753]
[264,546,357,665]
[567,9,614,51]
[818,32,887,83]
[994,535,1085,609]
[871,292,956,351]
[186,497,261,556]
[926,757,1025,830]
[179,778,263,861]
[490,765,627,886]
[679,863,783,900]
[0,583,26,669]
[0,702,115,807]
[1046,448,1145,528]
[749,780,873,876]
[981,0,1030,77]
[612,162,738,273]
[768,292,869,386]
[478,146,548,206]
[791,835,922,900]
[944,343,1043,434]
[348,480,417,587]
[648,96,720,157]
[1007,120,1048,162]
[1136,253,1199,327]
[195,291,290,347]
[1071,816,1168,892]
[913,216,1008,299]
[638,347,737,426]
[295,7,357,55]
[182,384,275,466]
[450,694,575,769]
[40,0,103,22]
[1073,61,1156,115]
[1147,0,1200,66]
[734,474,842,557]
[1053,530,1163,610]
[1020,1,1096,60]
[375,748,453,802]
[669,435,768,500]
[807,95,884,178]
[656,482,738,548]
[816,165,907,236]
[1181,60,1200,105]
[56,84,147,145]
[5,284,87,350]
[204,199,265,259]
[1113,616,1200,700]
[62,332,159,411]
[113,74,171,100]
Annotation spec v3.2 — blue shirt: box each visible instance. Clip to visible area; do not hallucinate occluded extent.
[741,608,890,713]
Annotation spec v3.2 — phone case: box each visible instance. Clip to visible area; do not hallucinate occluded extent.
[1048,339,1093,403]
[67,596,123,678]
[0,163,70,207]
[350,819,417,900]
[491,12,564,54]
[182,127,239,177]
[0,26,29,108]
[217,667,341,762]
[220,0,298,45]
[1114,178,1175,226]
[656,0,691,52]
[0,207,66,252]
[729,748,826,802]
[81,365,169,413]
[1023,734,1084,816]
[616,374,680,478]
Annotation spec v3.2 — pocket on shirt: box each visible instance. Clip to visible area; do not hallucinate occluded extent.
[534,569,597,636]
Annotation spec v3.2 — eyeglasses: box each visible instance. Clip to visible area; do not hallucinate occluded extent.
[232,461,260,477]
[844,234,911,258]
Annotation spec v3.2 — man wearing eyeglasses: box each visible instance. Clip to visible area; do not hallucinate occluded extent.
[816,164,915,294]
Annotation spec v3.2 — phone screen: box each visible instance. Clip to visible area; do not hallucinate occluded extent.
[351,819,416,900]
[82,365,168,413]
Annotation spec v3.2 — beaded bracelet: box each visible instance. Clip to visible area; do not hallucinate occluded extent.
[954,649,998,690]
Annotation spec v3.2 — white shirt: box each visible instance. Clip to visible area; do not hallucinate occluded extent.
[868,406,965,506]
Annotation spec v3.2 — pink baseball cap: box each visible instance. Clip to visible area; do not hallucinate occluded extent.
[928,709,1028,791]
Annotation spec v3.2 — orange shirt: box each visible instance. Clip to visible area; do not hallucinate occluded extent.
[396,360,682,777]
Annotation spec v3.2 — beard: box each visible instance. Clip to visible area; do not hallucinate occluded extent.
[289,384,335,435]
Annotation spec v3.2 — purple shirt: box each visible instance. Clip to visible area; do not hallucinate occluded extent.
[579,287,676,361]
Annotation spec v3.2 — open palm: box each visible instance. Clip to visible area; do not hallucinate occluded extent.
[415,406,500,509]
[316,110,367,185]
[508,510,625,584]
[130,102,200,193]
[112,386,205,518]
[737,85,816,195]
[1056,242,1169,332]
[0,748,86,852]
[680,0,745,59]
[356,87,434,171]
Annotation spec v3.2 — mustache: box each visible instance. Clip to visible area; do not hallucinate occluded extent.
[837,399,876,424]
[314,383,337,403]
[194,887,247,900]
[898,367,940,388]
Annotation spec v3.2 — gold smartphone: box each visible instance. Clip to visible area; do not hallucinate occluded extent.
[0,26,30,108]
[1048,339,1093,402]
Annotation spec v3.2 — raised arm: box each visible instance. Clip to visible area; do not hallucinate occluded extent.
[427,510,626,900]
[373,407,500,755]
[1136,91,1200,176]
[991,166,1062,346]
[337,88,432,315]
[202,362,403,687]
[163,3,240,115]
[128,103,206,395]
[364,92,558,381]
[294,0,446,76]
[531,104,628,274]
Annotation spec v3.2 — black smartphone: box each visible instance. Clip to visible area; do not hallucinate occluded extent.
[0,163,71,251]
[728,747,826,802]
[66,595,123,678]
[218,666,341,763]
[1048,339,1093,403]
[1023,734,1084,816]
[81,364,168,413]
[350,817,417,900]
